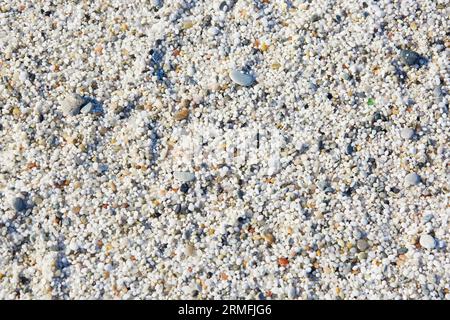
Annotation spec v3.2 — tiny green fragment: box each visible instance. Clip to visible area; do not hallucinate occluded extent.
[367,98,375,106]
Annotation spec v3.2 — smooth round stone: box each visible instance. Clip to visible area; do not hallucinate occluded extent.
[173,171,195,182]
[12,197,26,212]
[208,26,220,36]
[19,70,28,82]
[356,239,369,251]
[400,127,415,140]
[152,0,163,8]
[287,286,297,299]
[400,49,422,66]
[405,173,421,186]
[419,234,436,249]
[353,229,363,240]
[185,243,195,256]
[422,214,434,223]
[60,93,85,116]
[358,252,368,260]
[187,65,195,77]
[229,69,255,86]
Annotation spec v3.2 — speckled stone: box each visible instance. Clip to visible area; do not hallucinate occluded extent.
[357,239,369,251]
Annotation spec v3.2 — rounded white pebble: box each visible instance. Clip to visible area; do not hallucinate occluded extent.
[420,234,436,249]
[400,127,415,140]
[405,173,421,186]
[208,27,220,36]
[60,93,85,116]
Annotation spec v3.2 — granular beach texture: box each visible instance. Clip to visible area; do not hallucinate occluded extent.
[0,0,449,299]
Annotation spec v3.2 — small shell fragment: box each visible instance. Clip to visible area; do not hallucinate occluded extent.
[229,69,255,86]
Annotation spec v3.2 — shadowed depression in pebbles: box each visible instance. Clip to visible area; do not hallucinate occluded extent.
[0,0,449,300]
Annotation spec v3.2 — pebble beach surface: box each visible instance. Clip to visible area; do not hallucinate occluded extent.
[0,0,449,299]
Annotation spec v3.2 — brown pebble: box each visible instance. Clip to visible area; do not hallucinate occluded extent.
[263,232,275,244]
[185,243,195,256]
[26,162,39,170]
[72,206,81,214]
[220,272,229,281]
[109,181,117,192]
[174,108,189,121]
[180,99,191,108]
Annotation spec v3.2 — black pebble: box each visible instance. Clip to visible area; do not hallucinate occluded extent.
[19,276,30,285]
[342,187,353,197]
[180,183,189,193]
[390,187,400,194]
[191,290,199,298]
[372,111,387,122]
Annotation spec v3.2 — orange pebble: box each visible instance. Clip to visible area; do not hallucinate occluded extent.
[278,257,289,267]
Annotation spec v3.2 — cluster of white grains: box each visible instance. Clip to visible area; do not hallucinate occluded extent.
[0,0,449,299]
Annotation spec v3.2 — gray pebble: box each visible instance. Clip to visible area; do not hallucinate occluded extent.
[422,214,434,223]
[229,69,255,86]
[60,93,85,116]
[342,72,352,81]
[405,173,421,186]
[357,239,369,251]
[358,252,368,260]
[174,171,195,182]
[400,127,415,140]
[12,197,26,212]
[400,49,423,66]
[311,14,321,23]
[353,229,363,240]
[317,180,329,191]
[208,26,220,36]
[218,2,228,11]
[309,82,318,92]
[153,0,163,8]
[342,264,352,275]
[419,234,436,249]
[287,285,297,299]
